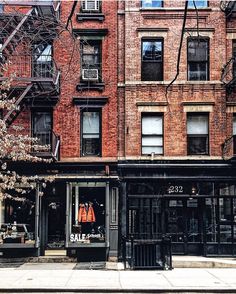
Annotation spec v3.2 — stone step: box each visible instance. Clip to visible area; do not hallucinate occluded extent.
[172,256,236,268]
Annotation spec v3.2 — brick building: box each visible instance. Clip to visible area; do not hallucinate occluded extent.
[0,0,119,261]
[118,0,236,263]
[0,0,236,265]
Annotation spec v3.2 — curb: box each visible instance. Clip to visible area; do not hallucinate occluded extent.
[0,289,236,293]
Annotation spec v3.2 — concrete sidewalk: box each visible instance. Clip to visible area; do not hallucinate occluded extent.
[1,264,236,292]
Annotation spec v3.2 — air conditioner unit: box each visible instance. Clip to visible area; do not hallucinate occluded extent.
[82,0,100,11]
[82,69,99,81]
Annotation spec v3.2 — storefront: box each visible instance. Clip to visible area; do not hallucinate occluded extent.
[65,181,119,261]
[119,160,236,258]
[0,187,40,257]
[0,163,119,260]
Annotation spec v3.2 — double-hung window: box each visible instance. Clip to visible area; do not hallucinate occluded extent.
[32,44,52,78]
[141,39,163,81]
[232,41,236,78]
[188,39,209,81]
[141,0,163,8]
[81,110,101,156]
[32,111,52,147]
[142,114,163,155]
[81,40,101,82]
[81,0,101,12]
[187,114,209,155]
[188,0,208,8]
[233,116,236,155]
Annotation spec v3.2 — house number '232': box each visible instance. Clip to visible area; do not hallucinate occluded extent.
[168,185,183,194]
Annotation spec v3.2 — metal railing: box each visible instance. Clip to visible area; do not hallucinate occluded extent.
[221,57,236,91]
[220,1,236,17]
[222,134,236,160]
[1,54,60,85]
[122,235,172,270]
[33,130,60,160]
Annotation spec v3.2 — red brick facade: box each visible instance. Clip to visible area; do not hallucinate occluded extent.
[118,0,235,160]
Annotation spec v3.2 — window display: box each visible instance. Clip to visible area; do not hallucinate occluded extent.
[0,194,35,245]
[70,186,106,244]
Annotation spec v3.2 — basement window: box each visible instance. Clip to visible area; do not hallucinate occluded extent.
[187,113,209,155]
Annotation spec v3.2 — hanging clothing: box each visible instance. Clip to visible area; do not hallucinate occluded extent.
[78,203,96,223]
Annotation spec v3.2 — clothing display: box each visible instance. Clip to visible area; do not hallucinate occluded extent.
[78,202,96,223]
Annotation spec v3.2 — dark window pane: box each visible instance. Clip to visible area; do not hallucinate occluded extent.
[82,138,100,156]
[233,41,236,78]
[142,0,162,8]
[187,136,208,155]
[188,62,208,81]
[142,62,163,81]
[32,112,52,146]
[32,44,52,78]
[188,0,207,8]
[188,41,208,62]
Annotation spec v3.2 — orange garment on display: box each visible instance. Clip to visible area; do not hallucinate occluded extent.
[78,202,96,223]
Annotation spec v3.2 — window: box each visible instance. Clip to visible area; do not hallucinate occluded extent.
[81,110,101,156]
[0,5,3,13]
[69,183,106,246]
[32,44,52,78]
[0,192,36,245]
[141,39,163,81]
[81,0,101,12]
[32,111,52,147]
[188,39,209,81]
[233,41,236,78]
[233,116,236,155]
[188,0,208,8]
[141,0,163,8]
[187,114,209,155]
[142,114,163,155]
[81,40,101,82]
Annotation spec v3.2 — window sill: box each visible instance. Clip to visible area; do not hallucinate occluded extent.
[77,13,105,22]
[140,7,212,12]
[76,82,105,92]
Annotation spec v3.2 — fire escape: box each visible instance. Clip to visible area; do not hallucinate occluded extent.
[0,1,61,160]
[221,1,236,160]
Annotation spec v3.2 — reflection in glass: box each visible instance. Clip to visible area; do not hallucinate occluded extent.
[205,198,217,242]
[0,194,35,245]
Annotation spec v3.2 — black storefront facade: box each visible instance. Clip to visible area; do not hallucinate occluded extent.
[0,162,119,261]
[119,160,236,258]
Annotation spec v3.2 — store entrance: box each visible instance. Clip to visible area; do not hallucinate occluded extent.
[46,196,66,250]
[164,198,204,255]
[40,183,66,254]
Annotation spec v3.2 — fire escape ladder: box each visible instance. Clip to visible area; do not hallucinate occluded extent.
[4,84,33,126]
[220,1,236,18]
[0,8,35,61]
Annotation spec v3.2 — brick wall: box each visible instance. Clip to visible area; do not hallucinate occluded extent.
[119,0,232,159]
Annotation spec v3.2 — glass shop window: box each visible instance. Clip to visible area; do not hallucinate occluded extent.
[70,186,105,244]
[205,198,218,243]
[0,193,35,245]
[219,198,232,222]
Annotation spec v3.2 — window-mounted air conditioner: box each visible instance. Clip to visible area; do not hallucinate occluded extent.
[82,69,99,81]
[82,0,100,11]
